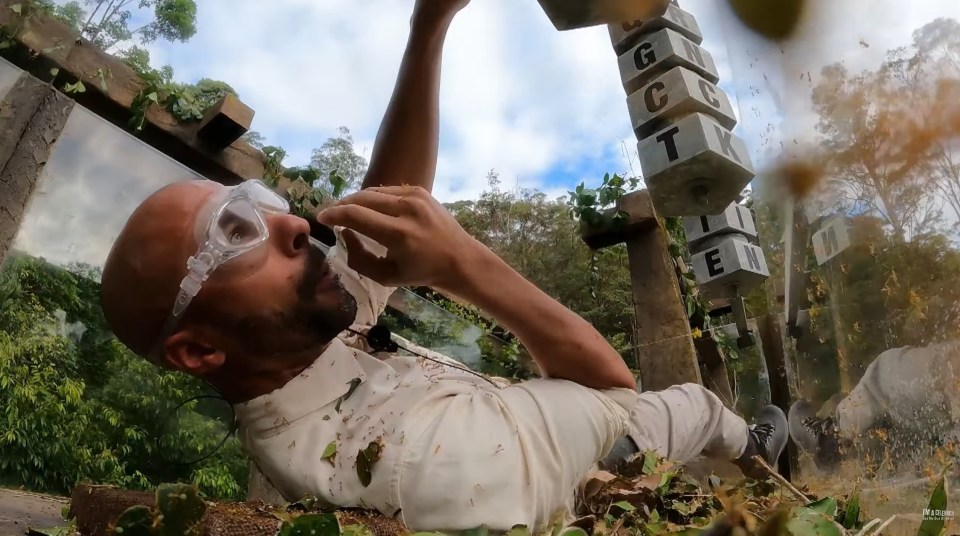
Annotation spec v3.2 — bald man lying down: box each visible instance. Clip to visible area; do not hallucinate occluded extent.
[99,0,787,531]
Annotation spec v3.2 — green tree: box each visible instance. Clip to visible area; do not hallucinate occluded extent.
[0,255,246,499]
[447,171,637,364]
[74,0,198,51]
[242,130,266,149]
[310,126,369,197]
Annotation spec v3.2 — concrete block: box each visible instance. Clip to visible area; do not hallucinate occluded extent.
[691,234,770,299]
[609,3,703,54]
[683,202,757,250]
[811,215,852,265]
[627,66,737,140]
[637,113,755,217]
[617,28,719,94]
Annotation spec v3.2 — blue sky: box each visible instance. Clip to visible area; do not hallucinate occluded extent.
[123,0,960,203]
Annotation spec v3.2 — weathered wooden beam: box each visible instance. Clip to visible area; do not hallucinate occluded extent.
[581,190,701,391]
[580,189,658,250]
[198,94,254,150]
[0,0,264,185]
[0,71,73,266]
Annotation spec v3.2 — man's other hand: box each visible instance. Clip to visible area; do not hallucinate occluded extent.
[317,186,482,290]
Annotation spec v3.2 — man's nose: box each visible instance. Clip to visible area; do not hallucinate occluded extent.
[270,213,312,258]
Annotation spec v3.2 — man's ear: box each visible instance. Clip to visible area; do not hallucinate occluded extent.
[162,330,226,375]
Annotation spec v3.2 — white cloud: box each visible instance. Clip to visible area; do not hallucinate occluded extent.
[51,0,960,206]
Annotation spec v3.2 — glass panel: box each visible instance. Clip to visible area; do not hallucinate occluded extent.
[0,106,247,500]
[717,320,772,422]
[714,0,960,524]
[0,56,22,99]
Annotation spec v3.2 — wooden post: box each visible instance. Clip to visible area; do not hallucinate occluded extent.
[580,190,701,391]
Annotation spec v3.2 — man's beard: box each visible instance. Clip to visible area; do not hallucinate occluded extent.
[217,244,358,360]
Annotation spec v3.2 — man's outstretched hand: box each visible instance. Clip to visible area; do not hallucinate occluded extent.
[317,186,483,291]
[411,0,471,29]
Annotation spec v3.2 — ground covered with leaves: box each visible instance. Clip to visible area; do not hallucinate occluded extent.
[34,451,954,536]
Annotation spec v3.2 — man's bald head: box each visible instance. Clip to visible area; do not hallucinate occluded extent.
[101,180,218,358]
[100,179,358,390]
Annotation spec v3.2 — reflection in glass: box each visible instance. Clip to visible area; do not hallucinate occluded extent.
[0,105,248,501]
[708,0,960,521]
[13,106,203,270]
[0,56,22,99]
[717,320,771,421]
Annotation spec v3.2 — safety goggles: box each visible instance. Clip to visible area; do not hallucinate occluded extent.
[148,179,289,361]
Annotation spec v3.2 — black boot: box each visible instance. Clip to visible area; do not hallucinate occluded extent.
[599,436,640,473]
[788,400,841,470]
[735,405,789,479]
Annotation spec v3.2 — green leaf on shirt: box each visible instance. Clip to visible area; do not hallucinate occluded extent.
[335,377,363,413]
[356,438,383,487]
[321,441,337,465]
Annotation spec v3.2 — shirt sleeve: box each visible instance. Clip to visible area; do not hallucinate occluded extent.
[394,380,638,531]
[326,226,397,327]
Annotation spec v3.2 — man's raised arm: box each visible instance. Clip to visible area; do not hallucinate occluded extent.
[361,0,469,193]
[318,186,637,391]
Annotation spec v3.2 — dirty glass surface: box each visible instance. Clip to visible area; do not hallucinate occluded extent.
[0,56,22,99]
[701,0,960,527]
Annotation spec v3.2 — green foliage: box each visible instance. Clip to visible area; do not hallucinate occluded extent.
[261,145,349,220]
[0,255,247,500]
[242,130,266,149]
[34,0,199,51]
[108,483,206,536]
[310,127,369,196]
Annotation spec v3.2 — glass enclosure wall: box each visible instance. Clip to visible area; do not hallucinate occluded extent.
[706,0,960,524]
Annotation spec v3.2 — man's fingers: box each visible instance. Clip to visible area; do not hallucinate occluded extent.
[317,204,401,243]
[333,189,412,216]
[341,229,399,285]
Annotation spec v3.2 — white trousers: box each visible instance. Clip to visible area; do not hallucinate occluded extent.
[626,383,750,462]
[836,341,960,440]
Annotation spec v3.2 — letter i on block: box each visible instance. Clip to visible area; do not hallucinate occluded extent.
[690,236,770,299]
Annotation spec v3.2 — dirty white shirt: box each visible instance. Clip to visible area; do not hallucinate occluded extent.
[235,229,637,532]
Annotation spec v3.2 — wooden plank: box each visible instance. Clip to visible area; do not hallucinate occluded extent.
[0,0,264,184]
[0,73,72,266]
